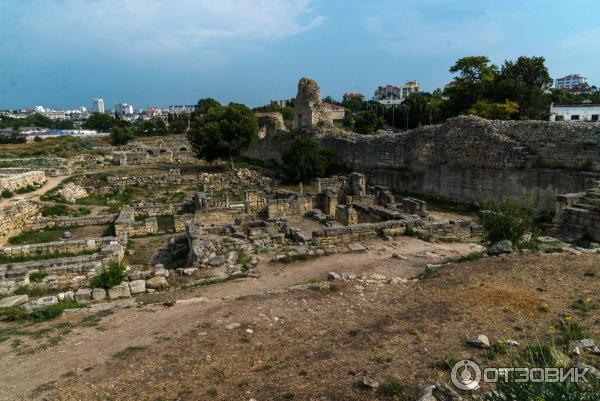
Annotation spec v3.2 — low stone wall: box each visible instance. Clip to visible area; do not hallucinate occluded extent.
[174,213,194,233]
[193,208,243,226]
[114,206,159,237]
[106,170,192,187]
[313,217,475,245]
[0,201,41,246]
[31,214,118,230]
[0,169,46,192]
[0,238,125,283]
[134,202,188,217]
[0,157,75,174]
[0,237,120,258]
[267,196,313,219]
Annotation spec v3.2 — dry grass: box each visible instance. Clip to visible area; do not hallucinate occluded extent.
[40,252,600,401]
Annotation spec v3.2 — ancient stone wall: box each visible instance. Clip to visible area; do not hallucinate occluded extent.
[0,170,46,192]
[246,116,600,210]
[0,238,125,284]
[114,206,159,237]
[312,217,474,245]
[32,214,118,230]
[0,202,41,246]
[267,196,313,219]
[293,78,333,130]
[57,183,88,203]
[0,237,120,259]
[553,183,600,241]
[193,208,242,226]
[0,158,74,176]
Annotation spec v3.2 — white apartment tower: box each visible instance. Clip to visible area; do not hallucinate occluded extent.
[92,98,105,113]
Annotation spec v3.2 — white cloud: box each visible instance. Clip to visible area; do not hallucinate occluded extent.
[9,0,324,56]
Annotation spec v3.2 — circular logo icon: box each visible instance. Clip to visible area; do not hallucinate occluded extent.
[451,360,481,391]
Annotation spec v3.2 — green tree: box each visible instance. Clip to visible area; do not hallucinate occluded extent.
[354,110,384,134]
[187,103,258,170]
[27,113,55,128]
[281,138,337,183]
[169,119,188,135]
[110,126,135,146]
[443,56,499,117]
[468,100,520,120]
[195,98,222,116]
[137,119,167,136]
[55,120,75,129]
[83,113,115,131]
[493,56,553,120]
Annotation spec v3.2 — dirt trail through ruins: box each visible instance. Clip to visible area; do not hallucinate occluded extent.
[0,175,68,208]
[0,238,481,400]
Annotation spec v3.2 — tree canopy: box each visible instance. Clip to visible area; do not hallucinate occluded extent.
[187,103,258,169]
[281,138,337,183]
[83,113,115,132]
[353,110,384,134]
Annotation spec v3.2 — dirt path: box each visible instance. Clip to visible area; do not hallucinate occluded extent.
[0,175,69,208]
[0,237,482,400]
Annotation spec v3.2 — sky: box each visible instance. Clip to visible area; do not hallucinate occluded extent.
[0,0,599,110]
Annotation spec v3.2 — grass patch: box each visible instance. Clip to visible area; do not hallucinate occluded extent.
[544,246,564,253]
[112,345,148,360]
[78,309,113,327]
[455,251,484,263]
[421,265,441,279]
[380,377,404,397]
[571,297,596,314]
[7,228,65,245]
[0,300,82,322]
[41,204,91,217]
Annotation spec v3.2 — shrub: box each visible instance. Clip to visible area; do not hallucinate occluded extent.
[479,200,536,248]
[89,262,126,289]
[380,377,404,396]
[281,138,337,183]
[1,189,13,198]
[29,271,47,283]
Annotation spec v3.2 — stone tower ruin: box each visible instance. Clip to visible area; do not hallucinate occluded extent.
[293,77,333,130]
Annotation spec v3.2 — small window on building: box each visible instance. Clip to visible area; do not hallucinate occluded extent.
[592,115,599,122]
[571,115,580,120]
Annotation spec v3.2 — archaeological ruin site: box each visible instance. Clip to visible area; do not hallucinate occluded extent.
[1,78,600,401]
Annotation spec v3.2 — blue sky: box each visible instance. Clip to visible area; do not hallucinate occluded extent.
[0,0,598,110]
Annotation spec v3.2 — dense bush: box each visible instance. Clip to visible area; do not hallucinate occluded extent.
[1,189,13,198]
[89,262,126,289]
[281,138,337,183]
[479,200,536,247]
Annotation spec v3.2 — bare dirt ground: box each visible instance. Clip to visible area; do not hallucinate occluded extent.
[1,241,599,401]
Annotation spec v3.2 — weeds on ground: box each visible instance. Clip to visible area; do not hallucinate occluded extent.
[112,345,148,360]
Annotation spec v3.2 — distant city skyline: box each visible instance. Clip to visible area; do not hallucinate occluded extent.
[1,0,599,110]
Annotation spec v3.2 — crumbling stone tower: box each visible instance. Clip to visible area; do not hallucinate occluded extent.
[293,77,333,130]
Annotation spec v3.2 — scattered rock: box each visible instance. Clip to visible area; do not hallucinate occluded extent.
[108,282,131,300]
[0,294,28,308]
[417,385,437,401]
[75,288,92,302]
[467,334,491,349]
[356,376,379,390]
[348,243,367,253]
[146,276,169,290]
[128,280,146,295]
[226,322,241,330]
[391,251,408,260]
[488,240,513,255]
[433,382,463,401]
[36,296,58,307]
[208,256,226,267]
[91,288,107,301]
[327,272,341,281]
